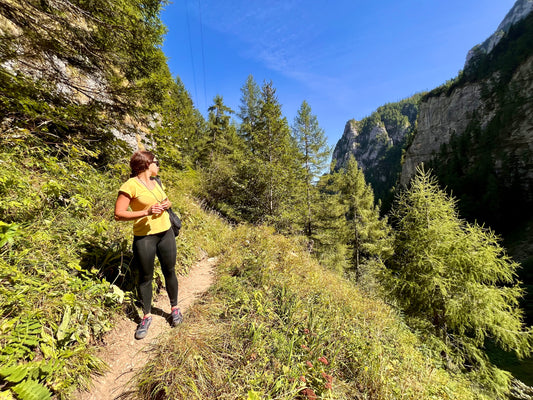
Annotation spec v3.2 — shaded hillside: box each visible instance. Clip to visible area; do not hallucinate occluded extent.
[403,12,533,235]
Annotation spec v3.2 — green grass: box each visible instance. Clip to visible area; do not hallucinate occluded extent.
[0,138,509,399]
[0,138,228,399]
[133,224,482,399]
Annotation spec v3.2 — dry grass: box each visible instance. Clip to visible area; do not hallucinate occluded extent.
[133,224,482,399]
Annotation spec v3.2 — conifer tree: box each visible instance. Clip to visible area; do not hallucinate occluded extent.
[383,167,532,397]
[292,100,330,237]
[313,172,351,271]
[249,81,304,229]
[200,95,251,218]
[206,94,235,156]
[155,77,204,168]
[336,156,391,281]
[237,75,261,145]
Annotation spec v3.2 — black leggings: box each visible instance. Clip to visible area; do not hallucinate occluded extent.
[132,228,178,314]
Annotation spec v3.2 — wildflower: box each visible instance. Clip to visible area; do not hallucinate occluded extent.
[304,328,310,334]
[300,375,306,382]
[301,388,317,400]
[306,361,313,368]
[318,356,328,365]
[322,371,333,388]
[301,344,309,350]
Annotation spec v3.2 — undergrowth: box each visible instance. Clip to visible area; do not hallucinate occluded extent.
[0,135,222,399]
[134,225,481,400]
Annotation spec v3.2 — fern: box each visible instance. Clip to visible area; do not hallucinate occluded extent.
[11,380,51,400]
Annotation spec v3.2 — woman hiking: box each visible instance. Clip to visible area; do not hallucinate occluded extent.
[114,150,183,339]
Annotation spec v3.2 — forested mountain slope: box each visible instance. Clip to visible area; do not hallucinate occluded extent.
[332,2,533,295]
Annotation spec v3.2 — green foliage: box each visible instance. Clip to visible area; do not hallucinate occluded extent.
[0,0,173,163]
[292,100,331,237]
[197,78,307,233]
[427,84,532,234]
[0,141,128,398]
[237,74,262,144]
[334,156,392,284]
[382,167,533,397]
[337,94,423,213]
[134,225,480,399]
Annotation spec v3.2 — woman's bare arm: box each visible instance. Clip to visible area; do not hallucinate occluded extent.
[114,193,164,221]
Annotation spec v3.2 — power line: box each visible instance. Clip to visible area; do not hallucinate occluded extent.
[197,0,208,110]
[184,0,198,107]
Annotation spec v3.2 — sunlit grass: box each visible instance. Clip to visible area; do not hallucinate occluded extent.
[134,224,481,399]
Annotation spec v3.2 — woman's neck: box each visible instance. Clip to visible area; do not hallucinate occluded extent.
[136,171,152,184]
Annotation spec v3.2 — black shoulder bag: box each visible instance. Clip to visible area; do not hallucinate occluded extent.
[152,177,181,237]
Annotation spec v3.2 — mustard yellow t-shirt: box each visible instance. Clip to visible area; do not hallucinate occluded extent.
[118,177,171,236]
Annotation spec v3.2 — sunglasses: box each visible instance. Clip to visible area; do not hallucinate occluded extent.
[152,159,160,167]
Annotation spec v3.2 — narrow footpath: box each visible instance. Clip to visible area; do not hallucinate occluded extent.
[75,256,217,400]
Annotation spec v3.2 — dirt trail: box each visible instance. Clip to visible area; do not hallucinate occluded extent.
[75,256,217,400]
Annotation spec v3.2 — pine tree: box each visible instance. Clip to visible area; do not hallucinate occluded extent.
[247,81,304,229]
[313,172,351,272]
[155,77,204,168]
[336,156,392,281]
[200,95,251,219]
[237,75,261,145]
[206,94,235,156]
[292,100,330,237]
[383,166,532,397]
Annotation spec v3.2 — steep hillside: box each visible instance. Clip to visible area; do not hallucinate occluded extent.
[332,3,533,241]
[131,225,483,400]
[0,0,172,155]
[401,12,533,234]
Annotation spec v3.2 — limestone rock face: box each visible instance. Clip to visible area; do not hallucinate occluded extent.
[401,83,485,184]
[401,54,533,192]
[333,121,395,173]
[332,97,419,202]
[332,121,360,170]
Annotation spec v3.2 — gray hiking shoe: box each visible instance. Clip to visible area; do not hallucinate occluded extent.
[135,316,152,340]
[170,308,183,327]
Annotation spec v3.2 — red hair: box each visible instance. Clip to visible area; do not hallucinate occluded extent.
[129,151,155,177]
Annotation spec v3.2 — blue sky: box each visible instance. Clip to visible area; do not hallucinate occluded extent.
[160,0,516,149]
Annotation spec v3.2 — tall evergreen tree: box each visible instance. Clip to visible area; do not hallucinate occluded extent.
[237,75,261,145]
[155,77,204,168]
[336,156,391,281]
[292,100,330,237]
[248,81,304,229]
[383,167,532,397]
[206,94,235,156]
[313,172,351,271]
[200,95,250,219]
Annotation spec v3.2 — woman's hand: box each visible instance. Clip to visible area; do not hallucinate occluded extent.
[149,203,165,215]
[160,198,172,210]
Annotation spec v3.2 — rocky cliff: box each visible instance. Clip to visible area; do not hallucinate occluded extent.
[332,0,533,235]
[332,96,420,205]
[402,54,533,186]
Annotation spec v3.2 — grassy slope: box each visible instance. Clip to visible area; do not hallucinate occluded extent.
[0,140,482,399]
[133,214,481,399]
[0,140,223,399]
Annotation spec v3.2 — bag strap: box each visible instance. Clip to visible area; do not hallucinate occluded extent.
[136,177,164,203]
